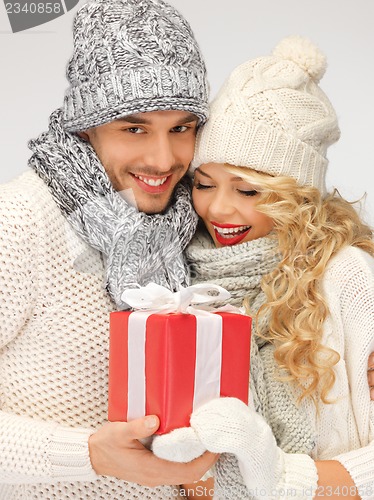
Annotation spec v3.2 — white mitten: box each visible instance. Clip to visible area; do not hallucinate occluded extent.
[152,425,206,463]
[190,397,319,499]
[154,397,319,499]
[152,425,214,482]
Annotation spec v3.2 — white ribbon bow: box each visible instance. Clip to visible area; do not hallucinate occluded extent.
[121,282,232,314]
[120,283,247,423]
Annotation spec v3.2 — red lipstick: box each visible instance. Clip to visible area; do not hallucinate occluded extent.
[211,221,247,229]
[210,221,252,246]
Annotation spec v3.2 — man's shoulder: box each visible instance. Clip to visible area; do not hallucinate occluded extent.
[0,169,54,212]
[0,170,57,224]
[1,169,49,201]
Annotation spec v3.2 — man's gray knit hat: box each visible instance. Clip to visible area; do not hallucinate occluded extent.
[62,0,209,132]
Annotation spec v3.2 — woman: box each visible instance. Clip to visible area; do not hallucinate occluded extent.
[153,36,374,499]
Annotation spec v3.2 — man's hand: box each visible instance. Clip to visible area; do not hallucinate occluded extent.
[368,353,374,400]
[181,477,214,499]
[88,415,218,487]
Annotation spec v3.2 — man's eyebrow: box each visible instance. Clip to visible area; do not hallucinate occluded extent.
[115,113,199,125]
[175,113,199,125]
[115,114,149,124]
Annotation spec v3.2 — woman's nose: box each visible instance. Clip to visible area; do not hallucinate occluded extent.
[207,189,236,219]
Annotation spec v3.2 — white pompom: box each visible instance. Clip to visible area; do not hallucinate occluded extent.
[272,35,327,82]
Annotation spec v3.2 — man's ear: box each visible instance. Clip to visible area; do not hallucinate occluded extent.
[77,131,89,141]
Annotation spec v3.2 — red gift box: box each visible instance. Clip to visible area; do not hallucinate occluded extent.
[108,310,251,434]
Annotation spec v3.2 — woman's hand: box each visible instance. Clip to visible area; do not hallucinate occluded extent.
[154,397,318,497]
[368,353,374,400]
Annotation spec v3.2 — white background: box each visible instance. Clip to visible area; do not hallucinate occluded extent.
[1,0,373,224]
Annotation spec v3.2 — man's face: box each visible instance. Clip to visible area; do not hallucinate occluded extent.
[80,110,199,214]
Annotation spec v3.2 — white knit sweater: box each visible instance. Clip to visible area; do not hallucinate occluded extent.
[0,171,182,499]
[302,243,374,497]
[186,225,374,498]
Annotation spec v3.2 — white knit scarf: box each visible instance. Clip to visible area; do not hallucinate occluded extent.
[28,109,198,309]
[186,229,316,499]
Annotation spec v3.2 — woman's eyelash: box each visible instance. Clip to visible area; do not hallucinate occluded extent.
[194,182,212,190]
[194,183,258,196]
[239,189,258,196]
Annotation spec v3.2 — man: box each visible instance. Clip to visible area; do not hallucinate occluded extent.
[0,0,216,498]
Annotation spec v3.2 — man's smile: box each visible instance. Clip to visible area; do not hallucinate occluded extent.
[131,173,173,194]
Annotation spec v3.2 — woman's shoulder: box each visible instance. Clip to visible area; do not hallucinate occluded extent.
[323,245,374,297]
[327,245,374,274]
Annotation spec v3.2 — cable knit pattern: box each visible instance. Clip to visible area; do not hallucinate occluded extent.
[0,171,182,499]
[63,0,209,131]
[190,36,340,195]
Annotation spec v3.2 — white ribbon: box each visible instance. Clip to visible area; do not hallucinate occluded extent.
[127,311,153,421]
[122,283,240,423]
[121,282,232,314]
[193,313,223,411]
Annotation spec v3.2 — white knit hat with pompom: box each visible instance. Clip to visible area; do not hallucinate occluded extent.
[191,36,340,194]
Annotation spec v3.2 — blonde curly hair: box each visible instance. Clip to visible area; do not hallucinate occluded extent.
[226,165,374,404]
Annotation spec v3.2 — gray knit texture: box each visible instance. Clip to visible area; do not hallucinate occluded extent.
[29,109,198,309]
[186,231,316,499]
[62,0,209,132]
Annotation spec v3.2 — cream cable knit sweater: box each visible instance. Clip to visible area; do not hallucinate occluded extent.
[0,171,182,499]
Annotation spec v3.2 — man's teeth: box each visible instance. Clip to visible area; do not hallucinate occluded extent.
[213,225,251,237]
[134,174,167,186]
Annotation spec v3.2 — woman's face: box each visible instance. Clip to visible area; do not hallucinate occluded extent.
[192,163,274,247]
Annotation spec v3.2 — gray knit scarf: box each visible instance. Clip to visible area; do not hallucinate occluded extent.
[186,229,316,499]
[28,109,198,309]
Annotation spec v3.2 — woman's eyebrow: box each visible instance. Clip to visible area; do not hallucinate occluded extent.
[195,167,244,182]
[195,167,211,178]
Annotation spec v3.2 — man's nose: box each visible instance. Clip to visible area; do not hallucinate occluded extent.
[145,134,177,173]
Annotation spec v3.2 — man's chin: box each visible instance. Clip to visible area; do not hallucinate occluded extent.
[137,193,174,215]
